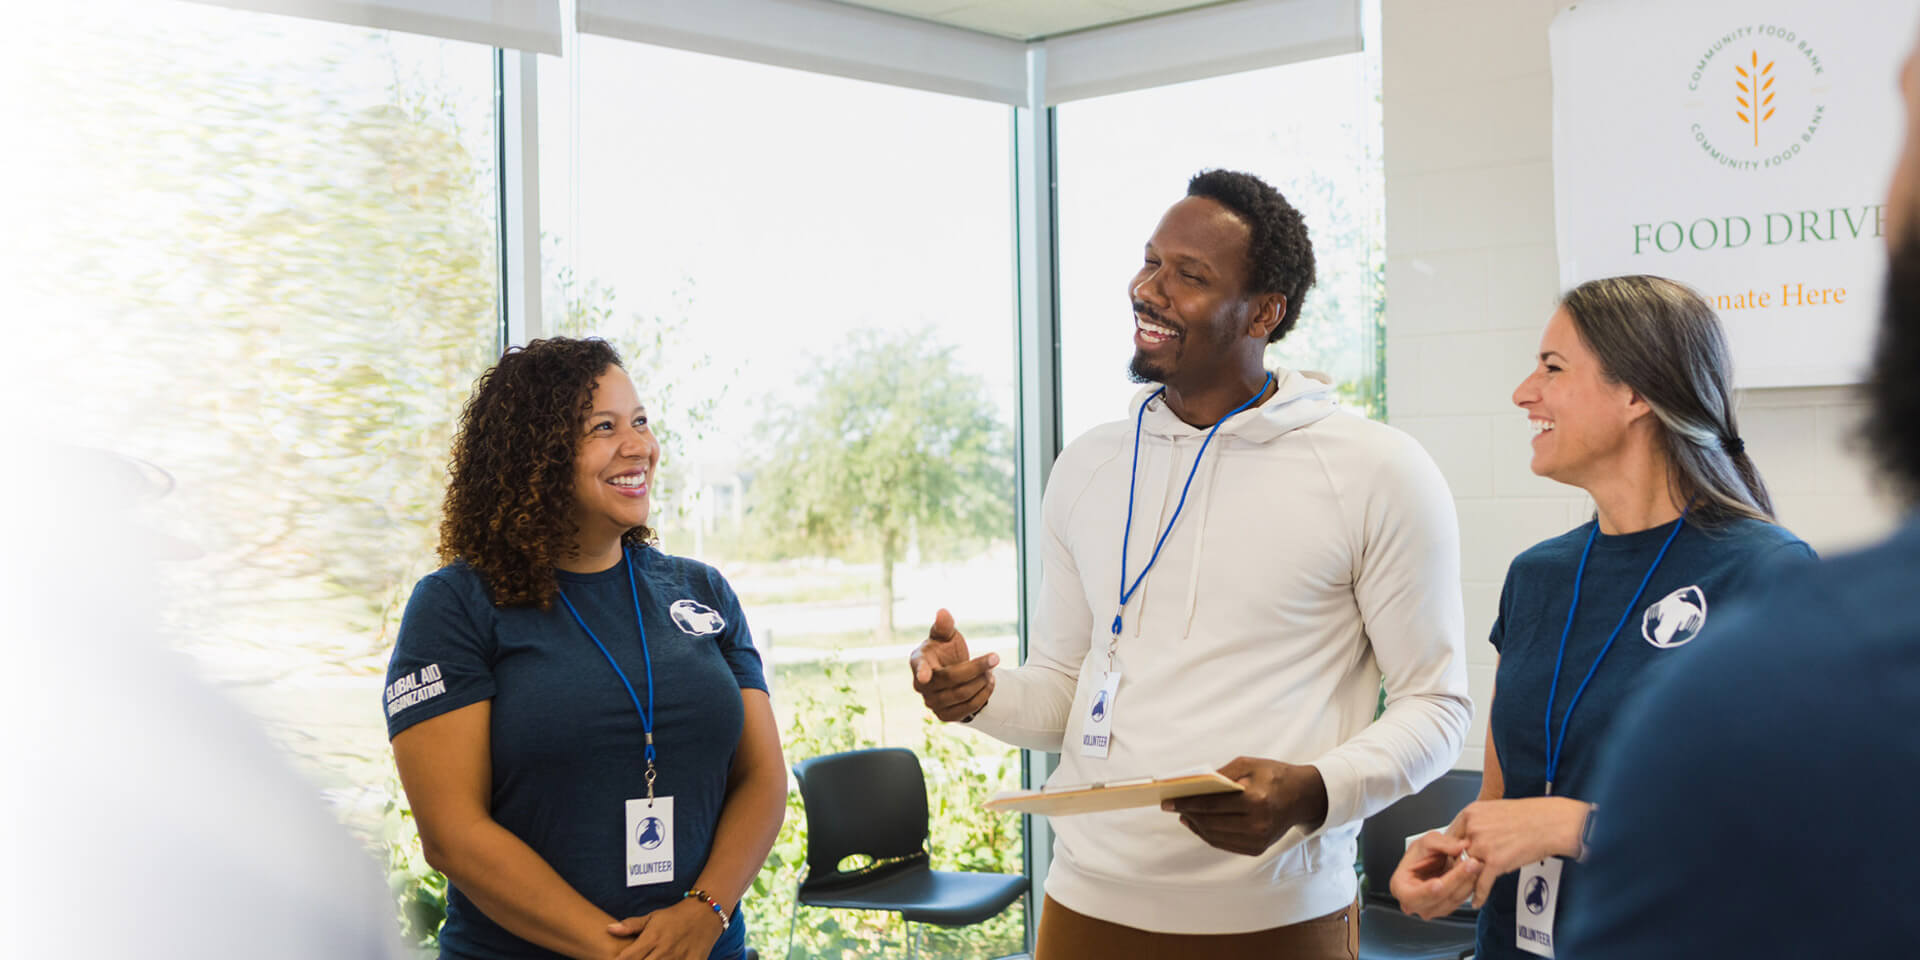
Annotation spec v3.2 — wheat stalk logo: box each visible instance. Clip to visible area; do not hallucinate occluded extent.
[1735,50,1776,147]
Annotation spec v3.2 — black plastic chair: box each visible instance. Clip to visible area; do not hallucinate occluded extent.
[1357,768,1483,960]
[787,748,1027,959]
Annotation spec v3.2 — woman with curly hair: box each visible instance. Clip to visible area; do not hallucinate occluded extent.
[384,337,785,960]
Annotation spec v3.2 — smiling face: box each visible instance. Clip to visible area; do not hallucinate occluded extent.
[1127,195,1276,388]
[1513,307,1651,487]
[568,365,659,556]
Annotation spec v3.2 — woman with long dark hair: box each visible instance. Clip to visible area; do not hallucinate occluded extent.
[386,337,784,960]
[1389,275,1812,959]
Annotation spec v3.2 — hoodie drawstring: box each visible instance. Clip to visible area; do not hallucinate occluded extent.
[1181,446,1224,633]
[1130,431,1176,641]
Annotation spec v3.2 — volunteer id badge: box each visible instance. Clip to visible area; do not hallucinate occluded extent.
[1077,672,1121,758]
[1515,856,1563,957]
[625,796,675,887]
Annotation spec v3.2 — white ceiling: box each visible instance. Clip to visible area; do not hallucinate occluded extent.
[829,0,1239,41]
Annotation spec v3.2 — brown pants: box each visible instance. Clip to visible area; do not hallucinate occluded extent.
[1034,895,1358,960]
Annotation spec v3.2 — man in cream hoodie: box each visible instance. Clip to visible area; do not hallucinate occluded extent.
[912,169,1470,958]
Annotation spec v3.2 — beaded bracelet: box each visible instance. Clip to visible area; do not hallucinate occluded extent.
[682,888,729,933]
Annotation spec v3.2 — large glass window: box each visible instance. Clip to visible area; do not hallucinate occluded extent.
[16,4,1381,952]
[1055,51,1386,438]
[540,38,1024,959]
[18,0,500,942]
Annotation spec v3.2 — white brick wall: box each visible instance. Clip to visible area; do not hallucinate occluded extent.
[1381,0,1905,773]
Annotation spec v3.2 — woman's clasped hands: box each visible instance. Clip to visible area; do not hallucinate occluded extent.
[1389,797,1591,917]
[605,898,724,960]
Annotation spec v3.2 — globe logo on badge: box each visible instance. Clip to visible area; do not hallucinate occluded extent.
[636,816,665,850]
[1090,689,1108,722]
[1524,875,1550,915]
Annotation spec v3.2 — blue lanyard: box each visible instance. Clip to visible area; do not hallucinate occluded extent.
[1111,372,1273,664]
[558,547,659,798]
[1541,513,1686,795]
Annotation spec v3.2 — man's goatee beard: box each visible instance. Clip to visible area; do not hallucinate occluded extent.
[1127,352,1166,385]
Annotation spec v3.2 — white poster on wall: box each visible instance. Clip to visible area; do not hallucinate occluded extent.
[1550,0,1920,387]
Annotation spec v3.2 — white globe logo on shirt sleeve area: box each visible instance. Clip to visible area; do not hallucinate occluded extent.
[669,599,727,636]
[1642,585,1708,648]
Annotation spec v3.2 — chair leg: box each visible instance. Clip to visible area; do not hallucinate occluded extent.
[905,919,916,960]
[783,883,801,960]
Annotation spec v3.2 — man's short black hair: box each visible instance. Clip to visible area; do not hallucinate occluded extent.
[1186,169,1317,343]
[1864,237,1920,503]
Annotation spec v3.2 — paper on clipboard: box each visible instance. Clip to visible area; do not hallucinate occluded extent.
[982,770,1243,817]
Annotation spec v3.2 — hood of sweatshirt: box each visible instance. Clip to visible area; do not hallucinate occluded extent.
[1116,368,1339,636]
[1128,367,1338,443]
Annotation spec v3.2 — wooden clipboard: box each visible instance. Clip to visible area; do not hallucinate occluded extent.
[983,771,1243,817]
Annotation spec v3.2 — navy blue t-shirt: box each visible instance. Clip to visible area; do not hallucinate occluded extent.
[384,547,768,960]
[1563,514,1920,957]
[1477,515,1812,960]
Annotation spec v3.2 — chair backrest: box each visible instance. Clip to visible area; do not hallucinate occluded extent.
[1358,768,1483,906]
[792,747,930,891]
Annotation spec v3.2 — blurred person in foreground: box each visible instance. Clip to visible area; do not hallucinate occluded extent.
[386,337,784,960]
[1388,276,1810,959]
[911,169,1472,958]
[1557,28,1920,959]
[4,447,404,960]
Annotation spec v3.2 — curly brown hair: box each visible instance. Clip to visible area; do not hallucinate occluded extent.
[439,336,654,608]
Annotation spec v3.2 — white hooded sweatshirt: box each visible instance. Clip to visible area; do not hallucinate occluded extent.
[969,368,1470,934]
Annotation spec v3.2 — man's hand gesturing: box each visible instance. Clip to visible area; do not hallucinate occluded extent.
[909,608,1000,722]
